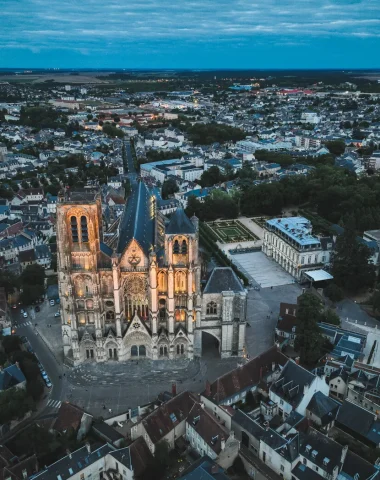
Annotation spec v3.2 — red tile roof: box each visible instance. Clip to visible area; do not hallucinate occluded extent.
[203,346,288,404]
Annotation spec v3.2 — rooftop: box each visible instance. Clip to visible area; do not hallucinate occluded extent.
[266,217,320,247]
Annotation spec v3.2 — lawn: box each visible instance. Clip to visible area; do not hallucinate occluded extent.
[206,219,258,244]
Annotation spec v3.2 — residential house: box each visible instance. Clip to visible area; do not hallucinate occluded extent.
[305,391,339,432]
[52,402,93,440]
[0,363,26,391]
[202,346,288,409]
[186,402,239,469]
[327,366,349,401]
[31,443,135,480]
[130,390,197,453]
[336,400,380,448]
[180,456,232,480]
[269,360,329,418]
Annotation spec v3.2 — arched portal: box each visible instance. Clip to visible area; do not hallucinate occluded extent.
[201,331,220,358]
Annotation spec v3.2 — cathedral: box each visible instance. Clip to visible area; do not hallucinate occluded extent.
[56,183,247,365]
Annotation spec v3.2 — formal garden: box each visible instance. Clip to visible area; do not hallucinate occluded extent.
[206,219,259,244]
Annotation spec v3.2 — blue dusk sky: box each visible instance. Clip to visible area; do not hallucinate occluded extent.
[1,0,380,69]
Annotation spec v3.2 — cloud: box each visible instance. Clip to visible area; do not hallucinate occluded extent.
[1,0,380,64]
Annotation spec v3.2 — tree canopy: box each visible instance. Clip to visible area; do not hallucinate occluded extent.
[294,293,325,365]
[332,217,376,293]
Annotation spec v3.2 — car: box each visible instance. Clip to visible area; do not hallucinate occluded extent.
[41,372,48,380]
[23,312,28,318]
[45,380,52,389]
[11,304,17,309]
[54,312,61,317]
[50,300,55,306]
[21,336,28,344]
[35,305,40,312]
[56,298,60,304]
[20,309,25,314]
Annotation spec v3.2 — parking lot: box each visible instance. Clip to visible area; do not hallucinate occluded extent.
[231,251,295,288]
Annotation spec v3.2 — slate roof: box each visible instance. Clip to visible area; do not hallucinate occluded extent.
[92,422,124,444]
[180,456,231,480]
[117,182,155,255]
[270,360,316,408]
[336,400,380,445]
[341,450,379,480]
[232,409,265,438]
[0,364,26,391]
[203,267,244,294]
[166,208,195,234]
[299,427,344,474]
[306,392,339,425]
[292,462,321,480]
[32,444,114,480]
[109,447,132,470]
[204,346,288,404]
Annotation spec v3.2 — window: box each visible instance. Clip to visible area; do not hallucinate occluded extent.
[173,239,180,254]
[81,216,88,242]
[206,301,217,315]
[281,465,284,472]
[181,240,187,254]
[71,216,79,242]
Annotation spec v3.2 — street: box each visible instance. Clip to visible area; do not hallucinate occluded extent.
[9,281,379,420]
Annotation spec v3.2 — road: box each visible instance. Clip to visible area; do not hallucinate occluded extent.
[125,141,137,185]
[11,304,68,416]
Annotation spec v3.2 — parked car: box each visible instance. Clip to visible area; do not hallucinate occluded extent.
[54,312,61,317]
[35,305,40,312]
[20,309,25,314]
[41,371,48,379]
[50,300,55,306]
[45,380,52,389]
[23,312,28,318]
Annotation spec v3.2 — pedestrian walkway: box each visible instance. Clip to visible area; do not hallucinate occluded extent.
[18,321,32,327]
[46,399,62,409]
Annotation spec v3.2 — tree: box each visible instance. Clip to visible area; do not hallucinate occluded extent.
[372,290,380,314]
[332,217,376,293]
[294,293,325,365]
[325,140,346,156]
[161,178,179,199]
[320,308,341,326]
[155,439,171,467]
[0,270,19,295]
[19,264,45,304]
[200,166,222,187]
[21,180,29,189]
[324,283,344,303]
[1,335,22,355]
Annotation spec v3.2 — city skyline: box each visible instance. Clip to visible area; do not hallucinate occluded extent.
[2,0,380,69]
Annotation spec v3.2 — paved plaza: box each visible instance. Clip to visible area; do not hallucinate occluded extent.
[231,251,295,287]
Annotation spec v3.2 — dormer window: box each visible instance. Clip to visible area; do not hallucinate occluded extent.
[312,450,318,458]
[306,445,312,453]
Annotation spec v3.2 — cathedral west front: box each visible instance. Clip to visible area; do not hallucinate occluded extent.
[56,183,247,365]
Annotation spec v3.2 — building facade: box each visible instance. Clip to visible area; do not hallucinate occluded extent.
[262,217,333,280]
[56,184,246,365]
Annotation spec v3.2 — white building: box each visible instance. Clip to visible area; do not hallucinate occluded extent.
[262,217,333,280]
[301,112,321,124]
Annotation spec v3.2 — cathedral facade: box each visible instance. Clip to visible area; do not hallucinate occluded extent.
[56,184,246,365]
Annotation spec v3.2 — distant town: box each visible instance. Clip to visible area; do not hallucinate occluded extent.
[1,69,380,480]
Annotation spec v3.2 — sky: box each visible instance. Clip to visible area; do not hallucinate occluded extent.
[1,0,380,69]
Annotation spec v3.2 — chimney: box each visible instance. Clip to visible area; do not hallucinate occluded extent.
[221,437,225,451]
[66,449,72,459]
[205,380,211,397]
[303,384,309,395]
[172,382,177,397]
[341,445,348,464]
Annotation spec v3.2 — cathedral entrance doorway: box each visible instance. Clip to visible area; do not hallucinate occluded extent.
[201,331,220,358]
[130,345,146,357]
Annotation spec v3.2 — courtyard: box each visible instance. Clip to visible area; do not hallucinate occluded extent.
[206,219,259,244]
[231,250,295,288]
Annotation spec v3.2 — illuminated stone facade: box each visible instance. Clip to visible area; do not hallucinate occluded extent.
[57,185,246,364]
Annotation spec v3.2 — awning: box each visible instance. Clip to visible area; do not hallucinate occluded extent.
[303,269,333,282]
